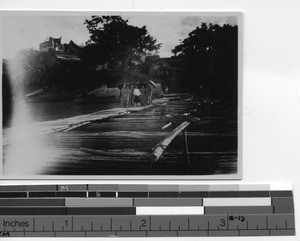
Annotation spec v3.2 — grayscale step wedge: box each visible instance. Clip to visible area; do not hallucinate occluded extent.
[0,184,295,237]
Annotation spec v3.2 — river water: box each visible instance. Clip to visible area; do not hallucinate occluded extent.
[5,100,121,128]
[3,97,238,177]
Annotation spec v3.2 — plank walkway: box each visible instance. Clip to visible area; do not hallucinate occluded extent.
[3,98,169,146]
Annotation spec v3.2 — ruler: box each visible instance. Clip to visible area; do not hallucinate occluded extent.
[0,184,295,237]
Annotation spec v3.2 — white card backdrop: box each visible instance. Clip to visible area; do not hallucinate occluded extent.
[0,0,300,240]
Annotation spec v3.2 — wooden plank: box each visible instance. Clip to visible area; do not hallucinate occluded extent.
[62,121,91,132]
[80,148,150,158]
[150,121,190,162]
[162,122,172,129]
[25,88,44,97]
[82,131,169,138]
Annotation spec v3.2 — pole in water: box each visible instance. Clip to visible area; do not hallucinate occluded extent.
[182,130,190,165]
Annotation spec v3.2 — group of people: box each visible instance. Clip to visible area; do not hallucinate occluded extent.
[120,83,153,107]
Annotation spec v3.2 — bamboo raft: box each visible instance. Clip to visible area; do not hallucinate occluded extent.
[3,94,238,175]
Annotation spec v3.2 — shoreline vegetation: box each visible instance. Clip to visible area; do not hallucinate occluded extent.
[2,16,238,127]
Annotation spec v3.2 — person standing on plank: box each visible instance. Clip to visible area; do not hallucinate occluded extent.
[146,84,153,105]
[140,84,147,106]
[128,84,134,107]
[120,84,129,107]
[133,84,141,106]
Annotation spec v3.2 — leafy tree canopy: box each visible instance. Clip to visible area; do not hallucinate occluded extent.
[84,16,161,72]
[172,23,238,99]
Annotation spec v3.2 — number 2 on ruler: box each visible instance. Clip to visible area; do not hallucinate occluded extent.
[141,219,147,227]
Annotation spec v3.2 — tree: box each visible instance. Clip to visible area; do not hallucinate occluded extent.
[83,16,161,83]
[172,23,238,101]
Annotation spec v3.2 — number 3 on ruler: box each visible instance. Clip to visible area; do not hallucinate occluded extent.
[220,219,226,226]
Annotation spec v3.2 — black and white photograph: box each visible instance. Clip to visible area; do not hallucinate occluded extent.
[1,12,242,178]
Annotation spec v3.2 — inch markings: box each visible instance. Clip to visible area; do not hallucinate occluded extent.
[0,184,295,237]
[0,214,295,237]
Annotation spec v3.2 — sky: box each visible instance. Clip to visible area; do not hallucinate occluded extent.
[2,14,238,59]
